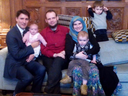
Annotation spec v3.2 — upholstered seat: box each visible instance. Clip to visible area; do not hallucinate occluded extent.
[0,15,128,95]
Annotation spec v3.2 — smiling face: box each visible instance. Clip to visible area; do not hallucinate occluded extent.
[93,6,103,15]
[73,21,83,32]
[16,13,29,29]
[29,24,38,35]
[45,11,58,28]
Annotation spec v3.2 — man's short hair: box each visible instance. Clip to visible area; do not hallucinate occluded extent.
[45,10,57,18]
[16,9,30,19]
[77,31,88,39]
[93,1,104,8]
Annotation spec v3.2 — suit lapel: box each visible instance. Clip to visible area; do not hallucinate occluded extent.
[14,26,26,47]
[14,26,22,39]
[14,26,30,47]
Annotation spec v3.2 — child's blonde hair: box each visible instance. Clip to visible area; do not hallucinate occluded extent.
[93,1,104,8]
[77,31,88,39]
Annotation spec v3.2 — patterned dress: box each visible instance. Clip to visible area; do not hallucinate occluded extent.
[72,64,122,96]
[72,64,105,96]
[112,66,122,96]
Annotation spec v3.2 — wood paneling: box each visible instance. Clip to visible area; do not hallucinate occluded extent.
[0,0,127,31]
[0,34,6,47]
[0,0,10,29]
[66,7,82,16]
[27,7,42,29]
[22,0,128,33]
[10,0,23,27]
[108,8,124,30]
[0,0,128,47]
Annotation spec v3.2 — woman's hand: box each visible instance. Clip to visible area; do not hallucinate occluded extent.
[75,51,88,60]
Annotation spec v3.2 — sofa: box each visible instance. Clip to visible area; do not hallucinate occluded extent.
[0,15,128,95]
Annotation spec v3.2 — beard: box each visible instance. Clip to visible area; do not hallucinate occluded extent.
[49,23,58,29]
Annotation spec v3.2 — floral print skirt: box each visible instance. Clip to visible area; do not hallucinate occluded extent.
[72,64,122,96]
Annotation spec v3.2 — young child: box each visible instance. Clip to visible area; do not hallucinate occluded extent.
[60,31,96,95]
[23,24,47,62]
[88,1,112,42]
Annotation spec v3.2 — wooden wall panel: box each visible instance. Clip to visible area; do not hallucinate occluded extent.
[0,0,128,47]
[108,7,124,30]
[23,0,128,34]
[0,0,2,31]
[10,0,23,28]
[26,7,42,30]
[66,7,82,16]
[45,7,61,14]
[0,0,128,35]
[0,0,10,30]
[123,4,128,29]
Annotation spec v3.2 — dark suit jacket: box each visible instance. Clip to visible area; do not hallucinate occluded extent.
[4,25,34,79]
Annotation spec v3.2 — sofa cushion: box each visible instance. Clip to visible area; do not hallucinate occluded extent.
[58,14,73,27]
[82,17,95,32]
[99,38,128,66]
[112,29,128,42]
[58,14,94,30]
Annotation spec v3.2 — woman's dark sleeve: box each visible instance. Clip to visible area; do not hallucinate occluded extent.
[65,34,75,63]
[86,29,100,55]
[106,10,113,20]
[88,8,94,17]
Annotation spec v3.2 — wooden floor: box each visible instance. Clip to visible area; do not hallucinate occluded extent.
[0,90,72,96]
[16,92,72,96]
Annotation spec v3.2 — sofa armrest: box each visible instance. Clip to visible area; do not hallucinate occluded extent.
[0,47,8,89]
[0,47,8,58]
[0,47,8,71]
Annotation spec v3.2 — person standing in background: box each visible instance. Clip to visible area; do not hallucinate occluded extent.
[88,1,112,42]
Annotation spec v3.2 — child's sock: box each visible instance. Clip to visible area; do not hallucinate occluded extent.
[83,79,87,85]
[81,79,88,95]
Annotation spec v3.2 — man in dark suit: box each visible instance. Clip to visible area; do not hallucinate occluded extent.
[4,9,46,95]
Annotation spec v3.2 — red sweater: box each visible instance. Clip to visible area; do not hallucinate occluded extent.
[40,25,69,57]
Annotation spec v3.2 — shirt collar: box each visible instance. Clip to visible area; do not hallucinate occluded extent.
[48,25,59,33]
[16,24,25,36]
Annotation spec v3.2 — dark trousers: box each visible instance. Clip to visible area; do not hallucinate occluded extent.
[95,29,109,42]
[41,55,66,94]
[15,61,46,94]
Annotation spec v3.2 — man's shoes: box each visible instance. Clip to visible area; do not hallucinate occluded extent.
[81,84,88,95]
[60,75,71,84]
